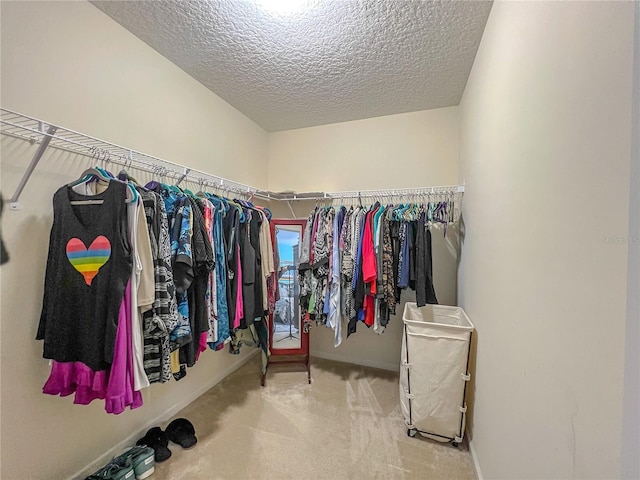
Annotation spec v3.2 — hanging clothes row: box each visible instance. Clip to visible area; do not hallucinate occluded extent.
[36,165,276,414]
[298,198,457,348]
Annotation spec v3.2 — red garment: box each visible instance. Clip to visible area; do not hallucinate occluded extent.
[195,331,208,362]
[362,210,378,294]
[363,294,375,327]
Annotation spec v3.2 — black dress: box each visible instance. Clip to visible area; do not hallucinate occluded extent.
[37,181,132,371]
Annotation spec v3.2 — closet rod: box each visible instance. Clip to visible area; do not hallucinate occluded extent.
[0,108,464,210]
[274,185,465,202]
[0,108,271,209]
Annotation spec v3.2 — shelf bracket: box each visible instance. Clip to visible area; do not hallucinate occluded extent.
[174,167,191,187]
[287,200,296,218]
[8,124,57,210]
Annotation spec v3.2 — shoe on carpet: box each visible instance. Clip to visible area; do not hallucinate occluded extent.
[85,461,134,480]
[136,426,172,463]
[165,418,197,449]
[112,445,155,480]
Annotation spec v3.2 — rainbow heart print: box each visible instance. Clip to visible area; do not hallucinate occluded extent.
[66,235,111,286]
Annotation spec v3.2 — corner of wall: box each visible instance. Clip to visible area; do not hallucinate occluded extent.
[621,2,640,478]
[468,439,484,480]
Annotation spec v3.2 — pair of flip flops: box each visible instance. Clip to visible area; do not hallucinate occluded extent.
[136,418,197,463]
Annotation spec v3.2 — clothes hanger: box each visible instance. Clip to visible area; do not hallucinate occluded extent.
[393,192,411,220]
[145,166,166,192]
[70,147,108,186]
[229,198,245,223]
[94,164,137,204]
[72,148,138,205]
[403,196,413,221]
[396,202,411,221]
[68,152,114,206]
[413,193,422,221]
[168,183,183,194]
[212,185,231,210]
[98,153,139,204]
[403,200,415,222]
[195,179,208,198]
[390,203,399,221]
[204,186,229,215]
[211,186,225,202]
[253,202,273,221]
[117,155,129,181]
[117,155,142,188]
[182,178,199,198]
[159,170,182,194]
[232,198,250,225]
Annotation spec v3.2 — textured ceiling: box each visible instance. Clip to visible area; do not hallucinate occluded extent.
[91,0,492,132]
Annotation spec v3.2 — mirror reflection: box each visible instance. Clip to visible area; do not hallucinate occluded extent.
[273,224,302,350]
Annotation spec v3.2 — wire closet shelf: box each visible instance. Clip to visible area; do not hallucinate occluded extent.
[0,108,270,208]
[0,108,464,210]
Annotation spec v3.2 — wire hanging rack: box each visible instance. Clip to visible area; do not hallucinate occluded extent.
[1,108,464,211]
[0,108,269,209]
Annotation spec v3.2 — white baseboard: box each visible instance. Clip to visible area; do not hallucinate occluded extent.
[469,439,484,480]
[70,350,260,480]
[311,351,400,373]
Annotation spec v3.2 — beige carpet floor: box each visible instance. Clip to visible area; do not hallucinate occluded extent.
[152,356,475,480]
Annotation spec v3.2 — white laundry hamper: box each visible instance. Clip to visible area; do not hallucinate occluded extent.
[400,303,474,446]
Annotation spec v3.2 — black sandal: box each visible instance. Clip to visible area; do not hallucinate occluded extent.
[136,427,172,463]
[165,418,197,449]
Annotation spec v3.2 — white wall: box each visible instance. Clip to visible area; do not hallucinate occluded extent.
[268,108,460,371]
[622,3,640,479]
[0,2,268,479]
[458,2,634,479]
[268,108,459,192]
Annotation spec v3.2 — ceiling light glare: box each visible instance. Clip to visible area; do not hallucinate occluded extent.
[255,0,308,16]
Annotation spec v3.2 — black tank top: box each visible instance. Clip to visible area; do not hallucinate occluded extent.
[37,181,132,371]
